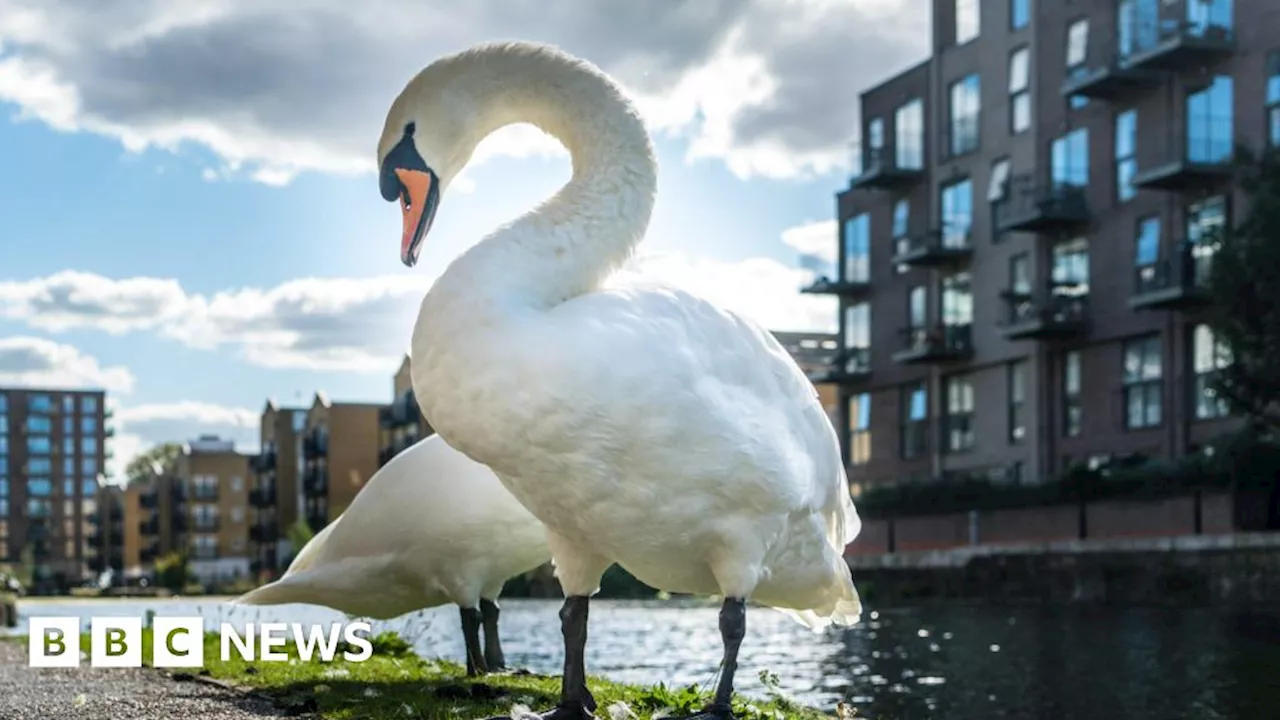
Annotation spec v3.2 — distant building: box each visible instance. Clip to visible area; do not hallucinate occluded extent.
[301,393,381,533]
[378,355,434,467]
[177,435,252,584]
[772,331,842,425]
[246,402,306,577]
[0,386,110,592]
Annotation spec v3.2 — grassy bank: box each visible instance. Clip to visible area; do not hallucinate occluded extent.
[67,630,841,720]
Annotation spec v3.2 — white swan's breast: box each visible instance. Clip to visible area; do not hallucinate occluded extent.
[418,283,858,602]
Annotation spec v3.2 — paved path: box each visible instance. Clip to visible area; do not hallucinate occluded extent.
[0,640,293,720]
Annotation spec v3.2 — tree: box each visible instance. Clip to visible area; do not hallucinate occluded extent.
[124,443,183,487]
[286,517,315,557]
[1204,147,1280,435]
[154,551,190,593]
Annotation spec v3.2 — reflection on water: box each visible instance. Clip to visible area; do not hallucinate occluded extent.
[9,598,1280,719]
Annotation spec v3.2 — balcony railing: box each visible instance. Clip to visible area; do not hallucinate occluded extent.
[849,145,926,190]
[249,448,277,474]
[994,175,1090,234]
[190,485,219,503]
[1060,53,1160,102]
[806,347,872,385]
[1131,132,1234,192]
[303,431,329,458]
[1121,17,1235,72]
[249,484,275,507]
[303,466,327,495]
[192,517,220,533]
[139,516,160,535]
[892,324,974,365]
[1130,242,1213,310]
[379,392,418,429]
[249,523,278,543]
[999,290,1090,341]
[891,229,973,268]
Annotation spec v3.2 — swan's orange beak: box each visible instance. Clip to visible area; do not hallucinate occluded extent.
[393,167,439,268]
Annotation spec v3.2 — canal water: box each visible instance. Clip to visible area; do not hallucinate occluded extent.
[9,597,1279,719]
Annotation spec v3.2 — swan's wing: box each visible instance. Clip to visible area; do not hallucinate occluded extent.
[547,283,860,549]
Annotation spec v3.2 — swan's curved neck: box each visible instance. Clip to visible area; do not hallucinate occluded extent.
[435,48,658,313]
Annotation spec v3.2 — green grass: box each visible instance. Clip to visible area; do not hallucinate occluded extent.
[69,629,842,720]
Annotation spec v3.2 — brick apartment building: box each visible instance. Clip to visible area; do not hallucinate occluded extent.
[810,0,1265,494]
[176,436,252,583]
[378,355,433,467]
[247,401,305,576]
[0,386,110,591]
[300,393,381,532]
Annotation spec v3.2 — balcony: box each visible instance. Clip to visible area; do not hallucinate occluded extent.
[994,176,1090,234]
[249,522,278,543]
[999,291,1090,341]
[890,230,973,268]
[1131,139,1234,192]
[171,514,188,533]
[379,393,418,429]
[139,490,159,509]
[849,146,925,191]
[303,466,327,495]
[306,509,329,532]
[806,347,871,385]
[249,485,275,508]
[303,431,328,458]
[1122,19,1235,73]
[139,516,159,536]
[190,486,219,503]
[892,324,973,365]
[1130,243,1213,311]
[192,517,220,534]
[798,275,871,299]
[249,448,277,474]
[1060,56,1160,102]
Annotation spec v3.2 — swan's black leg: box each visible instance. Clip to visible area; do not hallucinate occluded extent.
[460,606,488,677]
[484,595,595,720]
[480,598,507,671]
[675,597,746,720]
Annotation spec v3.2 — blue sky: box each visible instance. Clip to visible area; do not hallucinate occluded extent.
[0,0,926,477]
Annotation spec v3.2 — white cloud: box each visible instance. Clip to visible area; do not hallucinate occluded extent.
[0,336,135,392]
[0,0,927,183]
[108,401,261,482]
[781,219,838,264]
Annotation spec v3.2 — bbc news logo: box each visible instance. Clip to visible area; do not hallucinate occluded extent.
[29,617,375,668]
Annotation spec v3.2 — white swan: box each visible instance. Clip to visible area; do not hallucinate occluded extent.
[377,40,861,719]
[233,434,549,676]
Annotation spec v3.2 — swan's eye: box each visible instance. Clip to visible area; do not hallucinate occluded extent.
[401,190,411,211]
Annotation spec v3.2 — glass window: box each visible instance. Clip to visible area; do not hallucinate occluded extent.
[955,0,980,44]
[0,395,6,412]
[27,394,52,413]
[63,458,74,476]
[62,396,74,414]
[82,478,97,496]
[63,479,73,496]
[844,213,870,283]
[1063,350,1082,437]
[944,375,975,453]
[1186,0,1233,34]
[25,415,51,434]
[1052,237,1090,291]
[1010,253,1031,294]
[81,396,98,413]
[27,458,51,474]
[81,458,97,475]
[1052,128,1090,187]
[27,436,51,455]
[1066,18,1089,68]
[62,417,72,434]
[63,438,74,455]
[1135,216,1160,267]
[988,158,1011,202]
[908,286,927,329]
[1009,47,1031,134]
[1010,0,1029,30]
[941,178,973,249]
[27,479,52,497]
[895,99,924,170]
[1115,109,1137,202]
[81,437,97,454]
[949,74,981,157]
[845,303,870,350]
[1192,324,1233,420]
[0,479,7,496]
[1123,335,1164,429]
[1009,361,1027,443]
[901,382,928,459]
[1187,76,1233,164]
[892,199,910,239]
[848,393,871,466]
[867,117,884,152]
[942,272,974,326]
[81,417,97,433]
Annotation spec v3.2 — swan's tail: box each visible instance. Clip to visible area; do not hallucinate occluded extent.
[232,574,316,607]
[772,555,862,632]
